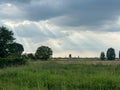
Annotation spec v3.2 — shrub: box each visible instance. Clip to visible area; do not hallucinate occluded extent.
[0,58,27,68]
[27,53,36,60]
[22,54,28,59]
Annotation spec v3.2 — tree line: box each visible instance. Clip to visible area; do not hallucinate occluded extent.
[1,26,119,63]
[22,46,52,60]
[100,47,119,60]
[0,26,52,67]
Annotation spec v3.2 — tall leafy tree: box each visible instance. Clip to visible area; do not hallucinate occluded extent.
[35,46,52,60]
[106,48,116,60]
[0,26,15,58]
[8,42,24,57]
[100,52,105,60]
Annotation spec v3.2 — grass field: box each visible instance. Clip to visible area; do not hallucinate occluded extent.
[0,60,120,90]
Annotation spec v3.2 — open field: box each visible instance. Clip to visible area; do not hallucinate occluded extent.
[0,60,120,90]
[52,60,120,65]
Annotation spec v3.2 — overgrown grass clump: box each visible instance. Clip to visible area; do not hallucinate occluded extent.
[0,61,120,89]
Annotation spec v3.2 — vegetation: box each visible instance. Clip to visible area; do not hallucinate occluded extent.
[119,51,120,59]
[69,54,72,58]
[100,52,105,60]
[21,54,28,59]
[106,48,116,60]
[0,26,15,58]
[0,26,24,58]
[0,26,26,66]
[0,61,120,89]
[8,43,24,58]
[35,46,52,60]
[1,26,120,90]
[27,53,36,60]
[0,58,27,68]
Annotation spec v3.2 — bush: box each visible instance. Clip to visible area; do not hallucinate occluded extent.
[0,58,27,68]
[27,53,36,60]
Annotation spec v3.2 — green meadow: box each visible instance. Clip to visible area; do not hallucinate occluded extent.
[0,60,120,90]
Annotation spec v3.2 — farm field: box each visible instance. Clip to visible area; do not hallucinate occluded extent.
[0,60,120,90]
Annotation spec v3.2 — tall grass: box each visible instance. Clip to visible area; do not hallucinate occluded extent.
[0,61,120,89]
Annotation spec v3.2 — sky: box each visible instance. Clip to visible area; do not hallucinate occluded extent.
[1,0,120,57]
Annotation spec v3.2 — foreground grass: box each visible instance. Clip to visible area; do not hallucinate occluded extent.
[0,61,120,90]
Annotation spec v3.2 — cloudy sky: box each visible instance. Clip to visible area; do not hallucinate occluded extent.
[1,0,120,57]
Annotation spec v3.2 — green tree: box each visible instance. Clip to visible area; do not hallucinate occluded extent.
[0,26,15,58]
[8,42,24,57]
[35,46,52,60]
[100,52,105,60]
[27,53,35,60]
[69,54,72,59]
[22,54,28,59]
[106,48,116,60]
[119,51,120,59]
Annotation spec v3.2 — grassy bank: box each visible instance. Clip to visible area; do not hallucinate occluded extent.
[0,61,120,90]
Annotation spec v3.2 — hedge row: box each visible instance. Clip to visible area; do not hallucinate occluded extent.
[0,58,27,68]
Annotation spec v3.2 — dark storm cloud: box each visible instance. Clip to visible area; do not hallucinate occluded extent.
[0,0,31,4]
[1,0,120,27]
[50,0,120,26]
[21,0,120,26]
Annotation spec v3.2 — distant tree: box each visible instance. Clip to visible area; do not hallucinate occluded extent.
[22,53,28,59]
[69,54,72,58]
[106,48,116,60]
[35,46,52,60]
[27,53,35,60]
[8,43,24,57]
[119,51,120,59]
[100,52,105,60]
[0,26,15,58]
